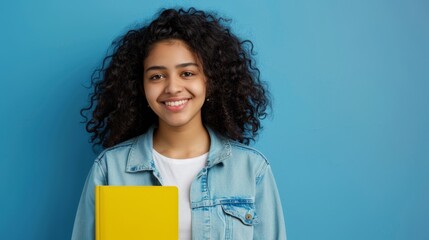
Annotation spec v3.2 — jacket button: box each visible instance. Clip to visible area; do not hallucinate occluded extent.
[245,213,252,220]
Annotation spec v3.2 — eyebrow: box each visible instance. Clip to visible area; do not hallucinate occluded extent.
[145,62,199,73]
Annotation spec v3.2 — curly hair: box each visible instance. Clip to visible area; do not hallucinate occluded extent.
[81,7,271,148]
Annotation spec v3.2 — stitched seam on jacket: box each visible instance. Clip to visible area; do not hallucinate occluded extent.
[94,160,107,184]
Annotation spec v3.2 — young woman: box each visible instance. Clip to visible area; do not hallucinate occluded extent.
[72,8,286,240]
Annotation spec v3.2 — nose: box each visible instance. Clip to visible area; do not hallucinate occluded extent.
[164,74,183,94]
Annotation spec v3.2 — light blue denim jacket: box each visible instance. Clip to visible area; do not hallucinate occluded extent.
[71,126,286,239]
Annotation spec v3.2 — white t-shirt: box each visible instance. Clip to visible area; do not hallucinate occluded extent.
[152,149,208,240]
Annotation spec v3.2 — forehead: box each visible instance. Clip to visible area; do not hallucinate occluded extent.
[144,39,199,67]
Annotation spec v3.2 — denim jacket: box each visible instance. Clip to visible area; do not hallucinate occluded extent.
[71,127,286,239]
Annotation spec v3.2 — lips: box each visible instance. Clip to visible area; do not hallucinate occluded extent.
[164,99,189,107]
[161,98,191,112]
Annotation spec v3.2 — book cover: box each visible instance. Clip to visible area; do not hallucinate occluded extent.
[95,186,178,240]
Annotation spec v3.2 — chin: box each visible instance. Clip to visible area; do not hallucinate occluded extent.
[161,119,191,128]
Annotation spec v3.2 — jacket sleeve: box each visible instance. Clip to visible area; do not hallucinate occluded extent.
[254,163,287,240]
[71,160,107,240]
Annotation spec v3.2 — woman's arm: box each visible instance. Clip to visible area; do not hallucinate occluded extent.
[71,161,106,240]
[254,163,287,240]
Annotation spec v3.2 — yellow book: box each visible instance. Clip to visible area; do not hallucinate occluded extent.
[95,186,178,240]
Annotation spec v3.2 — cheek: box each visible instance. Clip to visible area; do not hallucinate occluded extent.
[143,83,157,103]
[195,80,207,97]
[192,86,206,100]
[202,79,209,96]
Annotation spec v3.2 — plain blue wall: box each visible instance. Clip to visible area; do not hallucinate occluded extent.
[1,0,428,239]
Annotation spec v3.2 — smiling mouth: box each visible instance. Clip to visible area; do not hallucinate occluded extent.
[164,99,190,107]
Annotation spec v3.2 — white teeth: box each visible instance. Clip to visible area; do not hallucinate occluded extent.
[165,99,188,107]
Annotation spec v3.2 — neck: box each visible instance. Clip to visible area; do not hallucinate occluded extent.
[153,121,210,159]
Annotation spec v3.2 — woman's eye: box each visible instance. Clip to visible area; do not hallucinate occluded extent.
[149,74,164,80]
[181,71,194,78]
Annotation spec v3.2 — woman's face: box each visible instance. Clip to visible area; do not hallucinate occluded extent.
[143,39,207,129]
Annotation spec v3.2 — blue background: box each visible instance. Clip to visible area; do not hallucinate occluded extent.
[1,0,428,239]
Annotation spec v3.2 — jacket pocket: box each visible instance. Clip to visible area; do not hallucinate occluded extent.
[221,202,260,225]
[218,198,259,239]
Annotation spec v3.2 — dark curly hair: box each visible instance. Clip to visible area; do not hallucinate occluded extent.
[81,7,271,148]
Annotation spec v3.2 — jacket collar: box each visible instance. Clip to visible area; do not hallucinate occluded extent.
[125,126,231,172]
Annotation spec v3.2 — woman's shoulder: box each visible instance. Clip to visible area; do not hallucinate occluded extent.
[94,137,138,163]
[215,140,273,185]
[228,141,269,164]
[224,141,271,178]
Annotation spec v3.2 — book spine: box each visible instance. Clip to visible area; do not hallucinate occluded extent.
[95,186,100,240]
